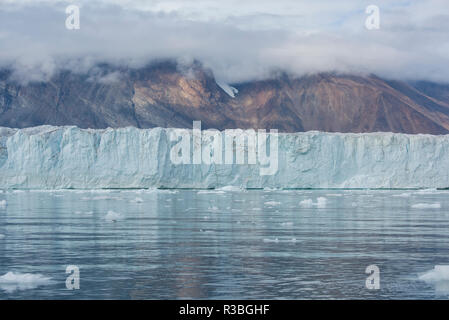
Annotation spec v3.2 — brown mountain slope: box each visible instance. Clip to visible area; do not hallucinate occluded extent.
[1,62,449,134]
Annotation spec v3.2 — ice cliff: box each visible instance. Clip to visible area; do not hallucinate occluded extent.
[1,125,449,189]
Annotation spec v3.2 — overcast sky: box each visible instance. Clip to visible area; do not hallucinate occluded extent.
[1,0,449,83]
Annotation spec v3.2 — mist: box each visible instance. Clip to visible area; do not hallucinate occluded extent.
[1,0,449,84]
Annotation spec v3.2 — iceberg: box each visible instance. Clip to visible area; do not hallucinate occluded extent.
[1,125,449,189]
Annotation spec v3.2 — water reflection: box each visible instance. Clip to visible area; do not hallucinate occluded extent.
[0,189,449,299]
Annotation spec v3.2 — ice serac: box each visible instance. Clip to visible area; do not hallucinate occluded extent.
[0,125,449,189]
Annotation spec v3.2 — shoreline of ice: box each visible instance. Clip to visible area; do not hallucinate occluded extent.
[1,125,449,189]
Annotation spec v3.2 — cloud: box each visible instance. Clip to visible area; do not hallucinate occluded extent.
[0,0,449,83]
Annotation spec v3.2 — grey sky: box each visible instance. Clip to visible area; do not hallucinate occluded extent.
[1,0,448,83]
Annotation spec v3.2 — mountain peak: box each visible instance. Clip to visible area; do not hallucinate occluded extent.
[1,62,449,134]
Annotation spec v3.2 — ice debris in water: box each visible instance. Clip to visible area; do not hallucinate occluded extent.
[419,265,449,283]
[105,210,123,222]
[299,197,327,208]
[0,272,53,292]
[264,201,281,206]
[411,203,441,209]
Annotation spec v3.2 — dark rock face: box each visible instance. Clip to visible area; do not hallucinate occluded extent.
[1,61,449,134]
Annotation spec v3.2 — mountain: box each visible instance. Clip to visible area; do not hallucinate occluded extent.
[1,61,449,134]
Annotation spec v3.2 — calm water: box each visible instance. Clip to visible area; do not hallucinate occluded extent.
[0,188,449,299]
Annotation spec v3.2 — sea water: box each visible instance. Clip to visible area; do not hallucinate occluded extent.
[0,189,449,299]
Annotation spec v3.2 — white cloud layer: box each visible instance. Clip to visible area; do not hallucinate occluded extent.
[1,0,449,83]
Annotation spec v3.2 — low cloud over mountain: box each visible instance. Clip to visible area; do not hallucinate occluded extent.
[1,0,449,84]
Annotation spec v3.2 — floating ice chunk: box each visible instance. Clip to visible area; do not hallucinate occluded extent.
[208,206,219,211]
[264,201,281,206]
[82,196,120,201]
[197,190,225,194]
[411,203,441,209]
[0,272,53,293]
[300,199,314,207]
[263,238,279,243]
[392,192,411,197]
[131,197,143,203]
[300,198,327,208]
[0,234,5,239]
[199,229,215,234]
[74,211,93,215]
[419,265,449,283]
[316,197,327,208]
[105,210,123,222]
[416,188,438,194]
[0,200,6,207]
[155,189,178,194]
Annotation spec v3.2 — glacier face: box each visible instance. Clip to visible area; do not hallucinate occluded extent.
[1,125,449,189]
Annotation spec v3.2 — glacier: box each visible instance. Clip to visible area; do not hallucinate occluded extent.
[1,125,449,189]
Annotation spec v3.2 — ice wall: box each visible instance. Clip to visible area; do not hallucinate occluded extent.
[1,125,449,189]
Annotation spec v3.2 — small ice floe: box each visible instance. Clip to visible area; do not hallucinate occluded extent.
[199,229,215,234]
[105,210,123,222]
[280,222,294,227]
[197,190,225,194]
[419,265,449,283]
[392,192,412,198]
[208,206,219,211]
[156,189,178,194]
[74,211,93,215]
[252,208,262,211]
[411,203,441,209]
[419,265,449,295]
[90,189,115,193]
[299,197,327,208]
[0,234,5,239]
[0,200,6,208]
[0,272,53,293]
[263,237,297,244]
[263,238,279,243]
[264,201,281,207]
[415,188,438,194]
[130,197,143,203]
[82,196,120,201]
[316,197,327,208]
[299,199,314,208]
